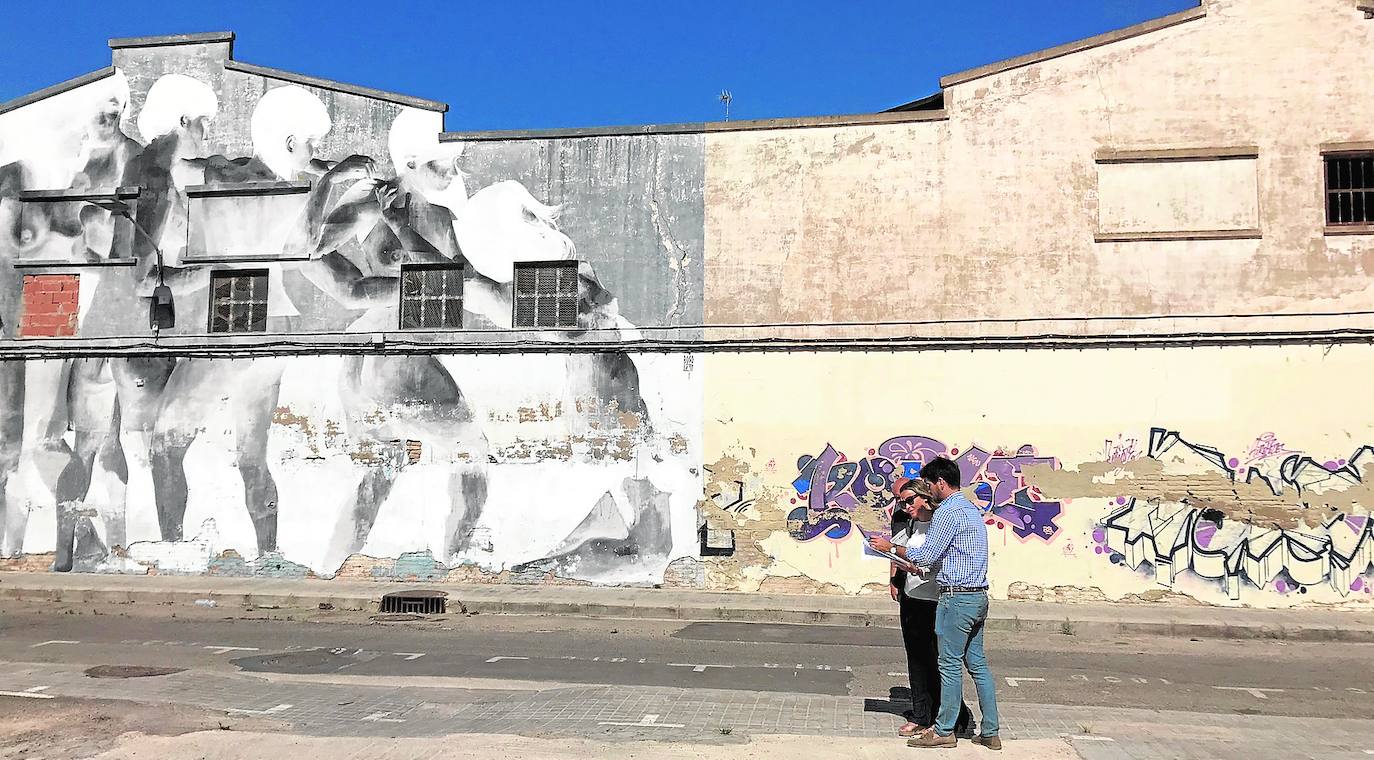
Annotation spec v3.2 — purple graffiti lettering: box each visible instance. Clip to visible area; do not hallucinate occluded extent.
[792,437,1065,546]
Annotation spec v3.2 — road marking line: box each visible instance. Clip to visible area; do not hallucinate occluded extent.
[887,672,905,677]
[599,713,685,729]
[228,704,292,716]
[204,646,260,655]
[1067,735,1115,742]
[361,711,405,723]
[25,686,49,693]
[668,663,735,673]
[1005,677,1046,687]
[485,656,529,663]
[0,689,54,700]
[394,653,425,661]
[1213,686,1284,700]
[29,640,78,648]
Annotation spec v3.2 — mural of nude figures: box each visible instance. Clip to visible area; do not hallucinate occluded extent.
[0,55,706,584]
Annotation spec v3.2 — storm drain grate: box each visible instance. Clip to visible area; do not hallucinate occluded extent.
[379,589,447,614]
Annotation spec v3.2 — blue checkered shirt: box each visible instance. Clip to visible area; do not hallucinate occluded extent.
[905,491,988,588]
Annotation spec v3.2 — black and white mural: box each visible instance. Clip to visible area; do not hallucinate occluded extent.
[0,57,704,584]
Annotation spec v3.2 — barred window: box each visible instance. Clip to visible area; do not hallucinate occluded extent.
[1325,153,1374,225]
[400,265,464,329]
[513,261,579,329]
[209,270,268,333]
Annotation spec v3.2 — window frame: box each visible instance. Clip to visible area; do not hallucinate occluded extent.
[511,260,581,330]
[399,263,466,331]
[207,268,270,334]
[1323,151,1374,228]
[182,180,313,264]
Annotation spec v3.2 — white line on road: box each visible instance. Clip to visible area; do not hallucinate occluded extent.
[394,653,425,661]
[1067,735,1115,742]
[1213,686,1285,700]
[228,704,292,716]
[1005,677,1046,687]
[485,656,529,663]
[0,689,54,700]
[361,712,405,723]
[668,663,735,673]
[29,640,78,648]
[204,646,260,655]
[598,713,685,729]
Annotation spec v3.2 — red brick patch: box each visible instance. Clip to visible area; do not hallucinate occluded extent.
[20,274,79,337]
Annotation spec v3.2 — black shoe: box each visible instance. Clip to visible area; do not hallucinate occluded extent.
[954,720,976,739]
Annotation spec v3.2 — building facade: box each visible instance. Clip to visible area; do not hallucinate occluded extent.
[1,0,1372,608]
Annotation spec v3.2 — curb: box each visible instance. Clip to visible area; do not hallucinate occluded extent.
[2,585,1370,643]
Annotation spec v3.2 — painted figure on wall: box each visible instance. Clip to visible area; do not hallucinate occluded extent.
[0,66,694,584]
[303,107,490,571]
[0,72,141,569]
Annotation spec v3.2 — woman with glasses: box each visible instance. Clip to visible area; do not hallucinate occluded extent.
[887,476,973,738]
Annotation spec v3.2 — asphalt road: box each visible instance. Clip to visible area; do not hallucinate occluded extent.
[1,599,1371,720]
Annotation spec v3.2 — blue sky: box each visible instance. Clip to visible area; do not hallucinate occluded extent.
[1,0,1198,132]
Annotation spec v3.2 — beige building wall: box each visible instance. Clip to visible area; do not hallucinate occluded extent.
[705,0,1374,333]
[700,345,1374,608]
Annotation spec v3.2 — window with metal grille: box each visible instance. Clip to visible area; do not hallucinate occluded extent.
[400,265,465,329]
[513,261,579,329]
[1325,153,1374,225]
[209,270,268,333]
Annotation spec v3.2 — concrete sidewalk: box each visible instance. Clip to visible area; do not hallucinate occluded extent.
[1,571,1371,642]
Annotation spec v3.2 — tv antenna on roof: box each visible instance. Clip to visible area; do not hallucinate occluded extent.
[719,90,733,121]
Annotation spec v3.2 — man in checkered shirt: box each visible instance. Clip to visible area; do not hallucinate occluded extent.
[869,456,1002,750]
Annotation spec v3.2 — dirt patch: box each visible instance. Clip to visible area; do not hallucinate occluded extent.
[0,695,281,760]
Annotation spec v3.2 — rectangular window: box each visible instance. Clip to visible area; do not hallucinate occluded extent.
[513,261,579,329]
[1095,150,1260,241]
[209,270,268,333]
[185,182,311,262]
[400,264,464,329]
[1325,154,1374,225]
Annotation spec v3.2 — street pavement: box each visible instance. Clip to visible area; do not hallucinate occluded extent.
[0,598,1372,759]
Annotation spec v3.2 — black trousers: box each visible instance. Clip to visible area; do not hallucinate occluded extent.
[899,594,973,728]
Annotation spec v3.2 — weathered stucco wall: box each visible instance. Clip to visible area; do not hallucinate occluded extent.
[705,0,1374,329]
[700,345,1374,607]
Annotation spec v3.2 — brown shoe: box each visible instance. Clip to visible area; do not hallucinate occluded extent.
[907,731,957,749]
[972,735,1003,751]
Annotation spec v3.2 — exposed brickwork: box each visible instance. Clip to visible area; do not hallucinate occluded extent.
[20,274,79,338]
[662,556,706,588]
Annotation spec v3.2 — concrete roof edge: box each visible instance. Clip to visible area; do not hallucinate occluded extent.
[223,60,448,113]
[939,4,1207,89]
[108,31,235,49]
[440,109,947,142]
[0,66,118,116]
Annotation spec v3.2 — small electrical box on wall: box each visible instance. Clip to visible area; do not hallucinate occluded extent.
[149,284,174,330]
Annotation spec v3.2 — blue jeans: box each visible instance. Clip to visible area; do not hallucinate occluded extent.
[933,591,999,737]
